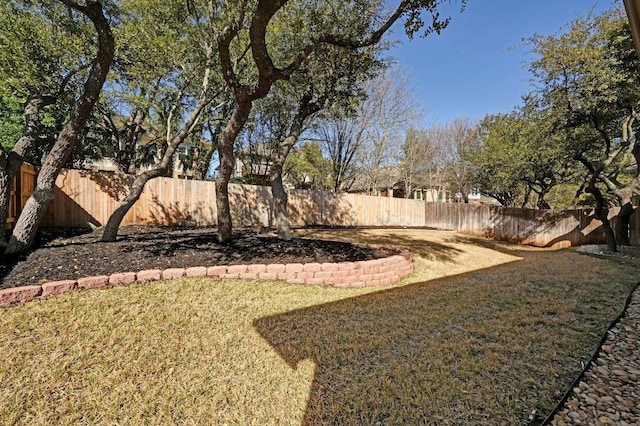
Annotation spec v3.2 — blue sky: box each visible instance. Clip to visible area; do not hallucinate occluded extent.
[388,0,617,125]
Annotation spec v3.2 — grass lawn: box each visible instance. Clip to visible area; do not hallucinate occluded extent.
[1,229,638,425]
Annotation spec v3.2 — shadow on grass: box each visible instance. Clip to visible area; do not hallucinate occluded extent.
[447,233,535,257]
[253,249,632,425]
[303,228,465,263]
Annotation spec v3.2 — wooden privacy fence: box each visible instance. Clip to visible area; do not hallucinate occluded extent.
[420,202,639,247]
[40,168,640,247]
[6,164,37,230]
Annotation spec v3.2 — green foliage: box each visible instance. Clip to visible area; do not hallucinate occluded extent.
[91,0,230,174]
[465,116,527,207]
[546,183,586,209]
[526,6,640,203]
[0,97,23,150]
[113,0,191,83]
[0,0,467,180]
[0,95,76,166]
[469,6,640,210]
[403,0,467,39]
[284,142,332,189]
[27,99,73,166]
[471,98,576,208]
[0,0,92,98]
[0,0,118,167]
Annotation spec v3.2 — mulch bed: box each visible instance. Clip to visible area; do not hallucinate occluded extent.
[0,226,393,289]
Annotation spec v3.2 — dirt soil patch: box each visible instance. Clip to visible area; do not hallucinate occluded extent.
[0,226,393,289]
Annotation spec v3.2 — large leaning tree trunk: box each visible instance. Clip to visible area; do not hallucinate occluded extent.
[100,62,216,242]
[101,99,212,241]
[601,180,639,246]
[576,151,618,252]
[211,0,445,243]
[269,93,323,240]
[600,118,640,246]
[0,95,55,245]
[615,200,635,246]
[5,0,114,254]
[584,111,640,247]
[586,183,617,252]
[590,194,618,250]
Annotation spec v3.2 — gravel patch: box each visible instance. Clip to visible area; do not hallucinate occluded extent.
[549,244,639,426]
[549,289,640,426]
[576,244,640,261]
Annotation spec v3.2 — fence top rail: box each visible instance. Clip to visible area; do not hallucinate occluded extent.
[9,167,636,247]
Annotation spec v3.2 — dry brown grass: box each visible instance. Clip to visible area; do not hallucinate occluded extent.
[1,228,638,425]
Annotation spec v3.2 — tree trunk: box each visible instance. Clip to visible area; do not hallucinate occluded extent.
[216,100,252,243]
[600,176,638,247]
[5,187,55,253]
[536,197,551,210]
[0,96,55,244]
[270,163,291,240]
[101,92,212,242]
[615,202,634,246]
[0,156,11,244]
[268,92,321,240]
[5,1,114,254]
[600,211,617,252]
[587,185,617,252]
[536,185,552,209]
[101,170,163,241]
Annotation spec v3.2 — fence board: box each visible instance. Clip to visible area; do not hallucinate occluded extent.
[6,163,37,230]
[33,168,640,247]
[6,175,18,229]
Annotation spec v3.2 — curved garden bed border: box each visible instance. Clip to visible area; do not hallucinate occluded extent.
[0,244,413,308]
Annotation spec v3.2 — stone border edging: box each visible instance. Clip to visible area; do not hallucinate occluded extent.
[539,281,640,425]
[0,244,413,308]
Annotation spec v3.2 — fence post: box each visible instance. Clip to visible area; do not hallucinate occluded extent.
[321,190,325,226]
[15,168,23,221]
[34,167,637,247]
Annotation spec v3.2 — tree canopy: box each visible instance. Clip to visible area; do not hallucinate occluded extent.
[466,5,640,249]
[1,0,470,250]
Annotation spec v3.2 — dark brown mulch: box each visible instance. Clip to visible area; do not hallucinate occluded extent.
[0,226,393,289]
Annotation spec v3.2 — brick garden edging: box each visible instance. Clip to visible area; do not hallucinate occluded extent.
[0,245,413,308]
